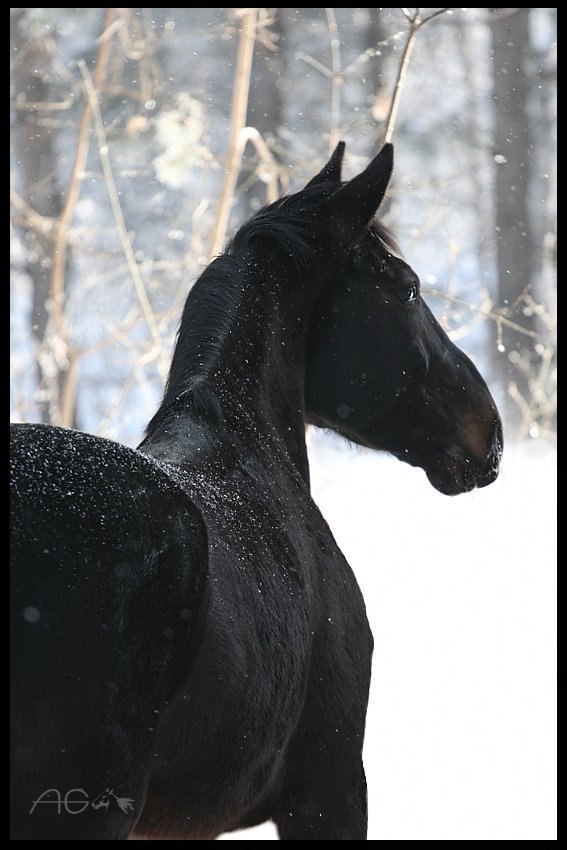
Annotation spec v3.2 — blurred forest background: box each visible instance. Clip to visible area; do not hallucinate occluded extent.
[10,7,556,448]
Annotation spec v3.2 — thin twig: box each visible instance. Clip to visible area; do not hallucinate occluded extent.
[427,289,545,341]
[382,8,451,145]
[208,8,259,260]
[97,369,138,438]
[240,126,280,202]
[421,8,452,25]
[383,15,420,144]
[50,8,116,339]
[59,349,79,429]
[295,52,333,78]
[343,29,406,75]
[10,95,75,111]
[10,189,60,237]
[47,8,117,427]
[325,8,342,152]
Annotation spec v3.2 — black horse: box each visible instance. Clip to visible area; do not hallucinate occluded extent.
[10,142,502,840]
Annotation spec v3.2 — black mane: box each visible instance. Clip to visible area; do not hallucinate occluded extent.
[146,191,329,436]
[146,194,400,438]
[227,193,318,265]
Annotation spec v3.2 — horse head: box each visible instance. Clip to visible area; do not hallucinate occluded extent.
[304,142,502,495]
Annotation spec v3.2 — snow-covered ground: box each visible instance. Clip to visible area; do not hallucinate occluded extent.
[219,430,557,841]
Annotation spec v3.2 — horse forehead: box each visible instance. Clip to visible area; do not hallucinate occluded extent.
[350,251,409,284]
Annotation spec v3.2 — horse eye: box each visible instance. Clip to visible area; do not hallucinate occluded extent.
[401,284,418,304]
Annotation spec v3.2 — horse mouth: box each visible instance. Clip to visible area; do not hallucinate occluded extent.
[425,441,502,496]
[425,457,493,495]
[415,412,503,496]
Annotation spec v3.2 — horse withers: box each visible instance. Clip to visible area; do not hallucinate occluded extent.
[10,142,502,840]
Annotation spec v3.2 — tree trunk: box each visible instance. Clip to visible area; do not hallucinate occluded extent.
[490,8,539,434]
[11,9,66,423]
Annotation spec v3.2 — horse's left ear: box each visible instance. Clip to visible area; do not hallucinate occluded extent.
[303,141,346,188]
[328,142,394,244]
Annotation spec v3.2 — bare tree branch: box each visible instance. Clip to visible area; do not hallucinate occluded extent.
[295,52,332,78]
[48,8,117,426]
[10,95,75,111]
[239,126,280,203]
[421,8,452,25]
[50,8,116,337]
[78,59,170,381]
[428,289,545,341]
[325,8,343,152]
[207,8,259,260]
[10,189,60,237]
[382,8,452,145]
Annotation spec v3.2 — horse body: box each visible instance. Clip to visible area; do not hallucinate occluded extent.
[133,183,375,838]
[135,435,371,839]
[11,284,371,840]
[10,142,502,840]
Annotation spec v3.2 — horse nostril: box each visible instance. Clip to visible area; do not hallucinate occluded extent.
[456,410,502,466]
[477,418,503,485]
[490,419,504,463]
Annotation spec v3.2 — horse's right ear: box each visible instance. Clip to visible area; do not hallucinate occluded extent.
[303,141,346,189]
[327,142,394,245]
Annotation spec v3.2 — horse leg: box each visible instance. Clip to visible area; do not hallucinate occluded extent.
[272,728,369,840]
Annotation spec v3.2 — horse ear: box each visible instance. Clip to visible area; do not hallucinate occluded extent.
[328,142,394,244]
[303,141,346,188]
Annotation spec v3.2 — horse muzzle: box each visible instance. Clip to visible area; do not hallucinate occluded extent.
[427,417,503,496]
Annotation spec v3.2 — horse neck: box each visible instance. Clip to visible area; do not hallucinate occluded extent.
[142,251,317,482]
